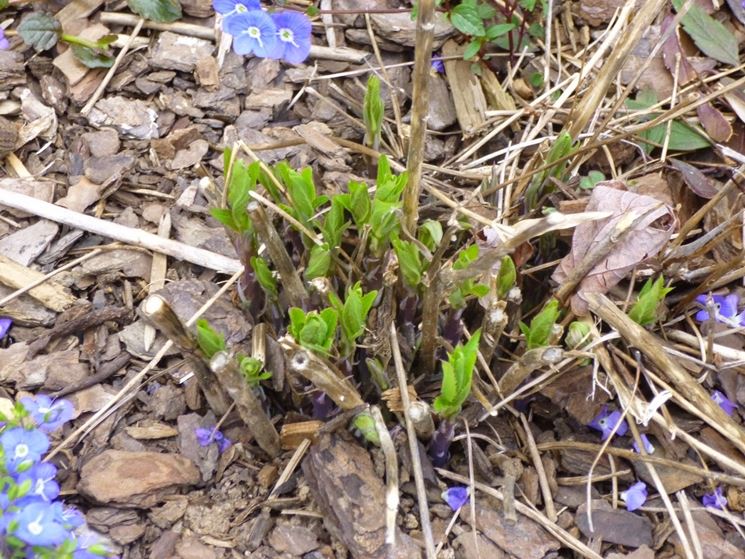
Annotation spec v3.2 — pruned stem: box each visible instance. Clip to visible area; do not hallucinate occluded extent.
[210,351,281,458]
[402,0,436,233]
[141,294,231,415]
[280,338,364,411]
[248,201,308,308]
[498,346,564,396]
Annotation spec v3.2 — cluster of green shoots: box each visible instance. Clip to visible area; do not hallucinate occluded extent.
[194,72,675,459]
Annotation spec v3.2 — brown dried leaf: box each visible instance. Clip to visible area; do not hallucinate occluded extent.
[670,159,719,198]
[552,183,677,315]
[661,15,698,85]
[697,102,733,142]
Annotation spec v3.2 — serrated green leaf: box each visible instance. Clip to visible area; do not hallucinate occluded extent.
[392,237,424,288]
[70,43,114,69]
[453,244,479,270]
[418,220,443,252]
[363,75,384,148]
[486,22,515,40]
[628,276,673,326]
[210,208,237,231]
[497,255,516,297]
[433,330,481,419]
[463,39,482,60]
[251,256,278,300]
[18,13,60,52]
[305,243,331,280]
[450,3,485,36]
[522,299,561,349]
[196,319,225,359]
[672,0,738,66]
[127,0,182,22]
[351,411,380,445]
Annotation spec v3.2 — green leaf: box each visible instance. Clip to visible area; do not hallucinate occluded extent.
[18,12,60,51]
[363,75,384,148]
[497,255,516,297]
[238,355,271,388]
[486,22,515,40]
[321,196,348,248]
[306,5,320,16]
[463,39,482,60]
[0,0,9,9]
[210,208,237,231]
[450,2,485,36]
[289,307,338,354]
[418,220,443,252]
[70,43,114,68]
[628,276,673,326]
[433,329,481,419]
[305,243,332,280]
[351,411,380,445]
[196,319,225,359]
[520,299,561,349]
[335,283,377,355]
[127,0,182,22]
[580,170,605,190]
[339,181,371,227]
[392,237,424,288]
[519,0,538,10]
[526,132,575,208]
[251,256,278,300]
[565,320,591,349]
[453,244,479,270]
[672,0,739,66]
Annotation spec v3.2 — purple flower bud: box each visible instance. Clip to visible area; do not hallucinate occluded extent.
[632,434,655,454]
[431,58,445,73]
[621,481,648,512]
[442,486,469,511]
[702,486,727,510]
[588,405,628,440]
[428,420,454,468]
[711,390,736,416]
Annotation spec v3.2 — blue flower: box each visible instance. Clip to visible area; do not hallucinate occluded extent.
[269,11,312,64]
[588,405,628,440]
[632,434,655,454]
[16,462,59,502]
[0,316,12,339]
[711,390,736,416]
[12,501,69,547]
[621,481,648,512]
[1,427,49,472]
[431,58,445,74]
[695,294,744,326]
[0,29,8,51]
[224,10,279,58]
[73,527,115,559]
[21,395,74,433]
[195,427,231,452]
[213,0,260,15]
[442,486,469,511]
[702,486,727,510]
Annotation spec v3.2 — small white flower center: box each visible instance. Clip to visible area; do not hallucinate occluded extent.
[14,443,29,459]
[35,479,45,496]
[235,3,247,12]
[279,28,298,47]
[28,516,44,536]
[247,26,263,47]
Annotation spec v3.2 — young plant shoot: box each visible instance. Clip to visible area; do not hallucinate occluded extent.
[430,330,481,467]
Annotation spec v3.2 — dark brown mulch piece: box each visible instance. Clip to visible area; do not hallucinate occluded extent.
[303,433,423,559]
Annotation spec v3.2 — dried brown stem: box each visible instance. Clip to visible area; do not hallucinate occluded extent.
[141,294,231,415]
[210,351,280,458]
[247,201,308,308]
[498,346,563,396]
[402,0,435,233]
[280,338,364,411]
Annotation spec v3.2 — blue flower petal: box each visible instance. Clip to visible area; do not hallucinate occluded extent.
[213,0,260,14]
[442,486,469,511]
[589,406,628,440]
[702,486,727,510]
[13,501,69,547]
[621,481,648,512]
[0,316,12,338]
[271,10,312,64]
[224,10,278,58]
[632,434,655,454]
[0,427,50,472]
[711,390,736,416]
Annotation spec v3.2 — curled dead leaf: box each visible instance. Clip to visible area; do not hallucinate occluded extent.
[552,182,678,315]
